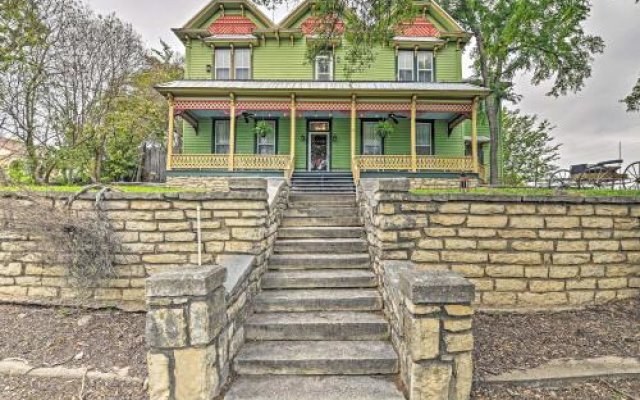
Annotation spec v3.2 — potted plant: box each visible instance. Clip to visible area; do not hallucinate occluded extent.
[375,120,395,139]
[253,120,274,138]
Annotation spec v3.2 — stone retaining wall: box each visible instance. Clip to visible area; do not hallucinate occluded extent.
[359,179,640,310]
[0,178,289,309]
[409,177,479,190]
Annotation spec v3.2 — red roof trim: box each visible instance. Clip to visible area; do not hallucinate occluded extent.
[208,15,257,35]
[397,17,440,38]
[300,16,345,36]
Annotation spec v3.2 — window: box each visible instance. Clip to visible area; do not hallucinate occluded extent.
[397,50,434,82]
[362,121,383,155]
[417,51,434,83]
[397,51,414,82]
[416,122,433,155]
[234,48,251,80]
[215,49,231,80]
[214,120,230,154]
[256,120,277,155]
[315,53,333,81]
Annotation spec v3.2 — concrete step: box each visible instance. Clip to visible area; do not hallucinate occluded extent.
[288,202,358,209]
[284,208,359,218]
[245,312,389,341]
[281,217,361,227]
[278,227,364,239]
[269,254,370,270]
[254,289,382,312]
[233,341,398,375]
[292,187,356,193]
[275,239,368,254]
[289,193,356,202]
[262,270,376,289]
[224,376,404,400]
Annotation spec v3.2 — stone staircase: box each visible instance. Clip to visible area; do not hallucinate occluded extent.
[225,193,405,400]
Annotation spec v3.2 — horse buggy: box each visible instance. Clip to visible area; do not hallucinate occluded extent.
[548,159,640,190]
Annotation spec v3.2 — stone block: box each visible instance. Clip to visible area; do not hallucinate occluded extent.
[525,267,549,278]
[232,228,265,241]
[481,292,517,306]
[581,265,606,277]
[407,317,440,360]
[477,240,508,250]
[444,305,474,317]
[511,241,554,252]
[372,178,410,193]
[553,253,591,265]
[412,251,440,263]
[598,277,628,289]
[582,217,614,229]
[155,210,186,220]
[530,280,565,292]
[537,204,567,215]
[505,204,537,215]
[0,263,22,276]
[147,266,226,298]
[141,232,166,243]
[430,214,467,227]
[146,308,188,348]
[517,292,567,306]
[595,205,629,216]
[439,203,469,214]
[568,205,595,216]
[441,251,488,264]
[545,216,580,229]
[445,332,474,353]
[189,289,226,346]
[592,253,626,264]
[485,265,524,278]
[147,352,171,400]
[126,221,158,232]
[489,252,541,265]
[410,362,452,400]
[142,254,189,264]
[470,204,505,215]
[174,345,219,400]
[377,215,429,230]
[444,318,472,333]
[495,279,527,292]
[468,278,494,292]
[399,269,475,305]
[467,216,508,228]
[568,291,595,305]
[451,264,485,278]
[549,266,580,279]
[566,278,597,290]
[556,241,588,252]
[424,227,457,237]
[457,228,497,238]
[418,239,444,250]
[452,353,473,400]
[498,230,537,239]
[445,239,477,250]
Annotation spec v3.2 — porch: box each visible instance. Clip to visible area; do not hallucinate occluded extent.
[159,82,489,184]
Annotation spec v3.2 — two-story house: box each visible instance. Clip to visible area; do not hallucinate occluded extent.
[156,0,496,188]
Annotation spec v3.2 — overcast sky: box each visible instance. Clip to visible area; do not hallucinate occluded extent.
[85,0,640,167]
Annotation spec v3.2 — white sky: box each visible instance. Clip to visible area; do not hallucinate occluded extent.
[85,0,640,167]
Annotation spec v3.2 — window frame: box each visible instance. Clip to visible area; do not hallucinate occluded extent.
[360,119,386,156]
[397,49,436,83]
[254,118,279,155]
[314,52,334,81]
[415,119,436,156]
[212,118,232,155]
[416,51,434,83]
[214,48,232,80]
[397,50,415,82]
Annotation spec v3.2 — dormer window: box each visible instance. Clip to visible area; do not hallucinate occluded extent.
[315,52,333,81]
[397,50,434,83]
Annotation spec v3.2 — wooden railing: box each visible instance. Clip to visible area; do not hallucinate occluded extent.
[171,154,295,181]
[354,155,474,173]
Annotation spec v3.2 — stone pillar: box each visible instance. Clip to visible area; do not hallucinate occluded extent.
[146,266,227,400]
[397,267,475,400]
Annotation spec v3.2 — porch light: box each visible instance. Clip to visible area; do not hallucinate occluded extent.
[299,134,306,141]
[206,64,212,73]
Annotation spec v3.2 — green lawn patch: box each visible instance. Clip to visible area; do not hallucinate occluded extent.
[411,187,640,198]
[0,185,207,194]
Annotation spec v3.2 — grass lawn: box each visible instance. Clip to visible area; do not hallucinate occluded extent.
[0,184,206,194]
[411,187,640,197]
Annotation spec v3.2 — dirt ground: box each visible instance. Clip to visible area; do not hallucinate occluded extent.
[0,299,638,400]
[0,304,147,378]
[474,298,640,379]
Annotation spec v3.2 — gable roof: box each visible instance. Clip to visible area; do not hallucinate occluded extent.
[181,0,273,30]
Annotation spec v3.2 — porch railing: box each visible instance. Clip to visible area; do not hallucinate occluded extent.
[171,154,295,181]
[353,155,476,183]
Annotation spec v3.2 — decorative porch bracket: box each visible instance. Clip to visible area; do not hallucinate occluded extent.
[381,262,475,400]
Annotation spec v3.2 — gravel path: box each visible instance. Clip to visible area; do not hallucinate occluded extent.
[474,298,640,379]
[473,378,640,399]
[0,303,147,379]
[1,375,146,400]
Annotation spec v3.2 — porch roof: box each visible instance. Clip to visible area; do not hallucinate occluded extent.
[156,80,490,99]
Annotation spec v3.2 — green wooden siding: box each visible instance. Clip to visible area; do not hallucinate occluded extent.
[253,40,313,80]
[187,41,213,80]
[435,43,462,82]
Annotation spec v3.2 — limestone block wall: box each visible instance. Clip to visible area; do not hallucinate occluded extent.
[409,177,479,190]
[0,178,289,309]
[359,179,640,310]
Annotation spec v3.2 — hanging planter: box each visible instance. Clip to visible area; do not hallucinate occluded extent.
[375,120,395,139]
[253,121,274,138]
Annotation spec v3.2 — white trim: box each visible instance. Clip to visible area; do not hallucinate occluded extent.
[315,53,334,82]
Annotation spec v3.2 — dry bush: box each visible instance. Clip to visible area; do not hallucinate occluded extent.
[0,189,120,288]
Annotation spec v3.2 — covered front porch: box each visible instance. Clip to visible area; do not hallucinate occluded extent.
[159,82,488,184]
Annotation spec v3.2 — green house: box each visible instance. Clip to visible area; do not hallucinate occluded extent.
[157,0,497,186]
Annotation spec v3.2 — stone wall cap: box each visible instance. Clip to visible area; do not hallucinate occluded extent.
[399,269,475,305]
[228,177,268,190]
[372,178,410,193]
[217,254,255,299]
[375,192,640,205]
[146,266,226,298]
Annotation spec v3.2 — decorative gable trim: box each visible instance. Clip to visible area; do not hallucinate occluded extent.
[181,0,273,30]
[300,16,345,36]
[208,15,257,35]
[397,17,440,38]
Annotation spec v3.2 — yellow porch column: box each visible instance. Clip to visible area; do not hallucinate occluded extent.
[471,97,479,174]
[166,95,175,171]
[410,95,417,172]
[290,94,296,159]
[351,95,357,160]
[228,93,236,171]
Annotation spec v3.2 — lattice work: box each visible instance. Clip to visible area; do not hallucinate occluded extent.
[416,156,474,172]
[355,155,413,171]
[175,100,230,111]
[416,103,473,113]
[234,155,291,170]
[297,102,352,112]
[236,101,291,111]
[172,154,230,169]
[357,103,412,112]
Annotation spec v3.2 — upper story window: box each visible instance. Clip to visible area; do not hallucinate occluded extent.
[315,52,333,81]
[235,48,251,80]
[215,49,231,80]
[215,48,251,80]
[398,50,434,83]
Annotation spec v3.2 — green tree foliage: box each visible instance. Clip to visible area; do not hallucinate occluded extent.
[0,0,46,71]
[624,79,640,111]
[502,109,561,186]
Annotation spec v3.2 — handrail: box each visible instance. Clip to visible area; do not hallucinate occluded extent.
[172,154,290,171]
[354,155,474,173]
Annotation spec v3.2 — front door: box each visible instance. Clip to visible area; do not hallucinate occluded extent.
[308,120,331,172]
